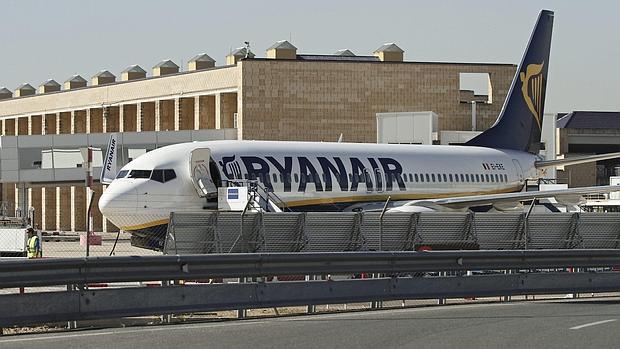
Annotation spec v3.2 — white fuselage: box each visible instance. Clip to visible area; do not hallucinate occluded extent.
[98,140,539,232]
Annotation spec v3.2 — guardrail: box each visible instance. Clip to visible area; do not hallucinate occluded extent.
[3,250,620,329]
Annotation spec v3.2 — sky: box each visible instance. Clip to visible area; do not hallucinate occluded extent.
[0,0,619,115]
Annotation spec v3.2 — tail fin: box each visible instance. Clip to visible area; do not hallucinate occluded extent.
[465,10,554,153]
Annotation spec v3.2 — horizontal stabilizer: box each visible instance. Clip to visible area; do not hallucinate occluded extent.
[535,152,620,169]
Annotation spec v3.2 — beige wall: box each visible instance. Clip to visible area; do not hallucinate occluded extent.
[239,60,514,142]
[0,66,239,118]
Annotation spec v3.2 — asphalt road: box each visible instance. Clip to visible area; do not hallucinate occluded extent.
[4,298,620,349]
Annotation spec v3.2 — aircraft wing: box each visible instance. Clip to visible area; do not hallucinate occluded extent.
[535,152,620,169]
[393,184,620,212]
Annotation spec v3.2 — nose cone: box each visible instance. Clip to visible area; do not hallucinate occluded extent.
[98,181,138,229]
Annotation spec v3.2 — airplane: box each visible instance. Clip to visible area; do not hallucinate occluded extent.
[99,10,620,249]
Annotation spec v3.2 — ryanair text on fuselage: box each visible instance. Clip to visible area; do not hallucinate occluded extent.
[219,155,406,192]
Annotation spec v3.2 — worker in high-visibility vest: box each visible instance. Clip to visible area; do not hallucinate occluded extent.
[26,228,42,259]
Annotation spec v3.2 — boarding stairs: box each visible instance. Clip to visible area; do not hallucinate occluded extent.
[230,180,291,213]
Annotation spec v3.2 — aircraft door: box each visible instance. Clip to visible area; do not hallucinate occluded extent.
[190,148,218,198]
[512,159,524,184]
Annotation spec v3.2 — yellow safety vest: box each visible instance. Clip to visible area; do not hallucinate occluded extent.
[27,235,42,258]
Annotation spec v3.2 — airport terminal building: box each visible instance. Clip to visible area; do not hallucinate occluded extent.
[0,40,518,233]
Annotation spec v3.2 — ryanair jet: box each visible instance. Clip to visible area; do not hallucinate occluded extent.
[99,10,620,247]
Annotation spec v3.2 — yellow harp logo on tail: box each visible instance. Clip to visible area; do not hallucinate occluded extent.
[520,62,545,128]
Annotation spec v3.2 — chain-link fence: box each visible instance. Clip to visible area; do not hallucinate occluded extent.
[164,211,620,255]
[8,211,620,258]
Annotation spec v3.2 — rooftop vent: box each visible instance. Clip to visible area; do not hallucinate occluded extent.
[373,43,404,62]
[0,87,12,100]
[38,79,61,93]
[153,59,179,76]
[64,75,87,90]
[334,49,356,56]
[121,65,147,81]
[226,47,255,65]
[14,83,36,97]
[91,70,116,86]
[188,53,215,71]
[266,40,297,60]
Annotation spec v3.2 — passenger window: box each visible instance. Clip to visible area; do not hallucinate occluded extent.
[116,170,129,179]
[414,174,419,182]
[449,174,453,182]
[128,170,151,179]
[475,174,480,182]
[504,174,508,182]
[273,173,278,183]
[465,174,470,182]
[431,174,436,182]
[481,174,485,182]
[151,169,164,183]
[437,174,441,182]
[294,173,299,183]
[403,174,408,183]
[485,174,489,182]
[425,174,430,182]
[349,174,353,182]
[491,174,495,183]
[443,174,447,182]
[460,174,465,182]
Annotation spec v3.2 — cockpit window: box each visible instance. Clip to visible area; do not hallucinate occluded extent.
[164,170,177,182]
[151,169,164,183]
[164,169,176,182]
[116,170,129,179]
[128,170,152,179]
[149,169,176,183]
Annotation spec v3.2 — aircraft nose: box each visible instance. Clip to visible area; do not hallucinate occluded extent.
[98,182,138,227]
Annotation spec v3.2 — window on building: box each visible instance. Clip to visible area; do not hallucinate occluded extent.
[459,73,492,104]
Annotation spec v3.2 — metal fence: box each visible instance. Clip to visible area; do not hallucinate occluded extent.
[164,212,620,254]
[4,250,620,328]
